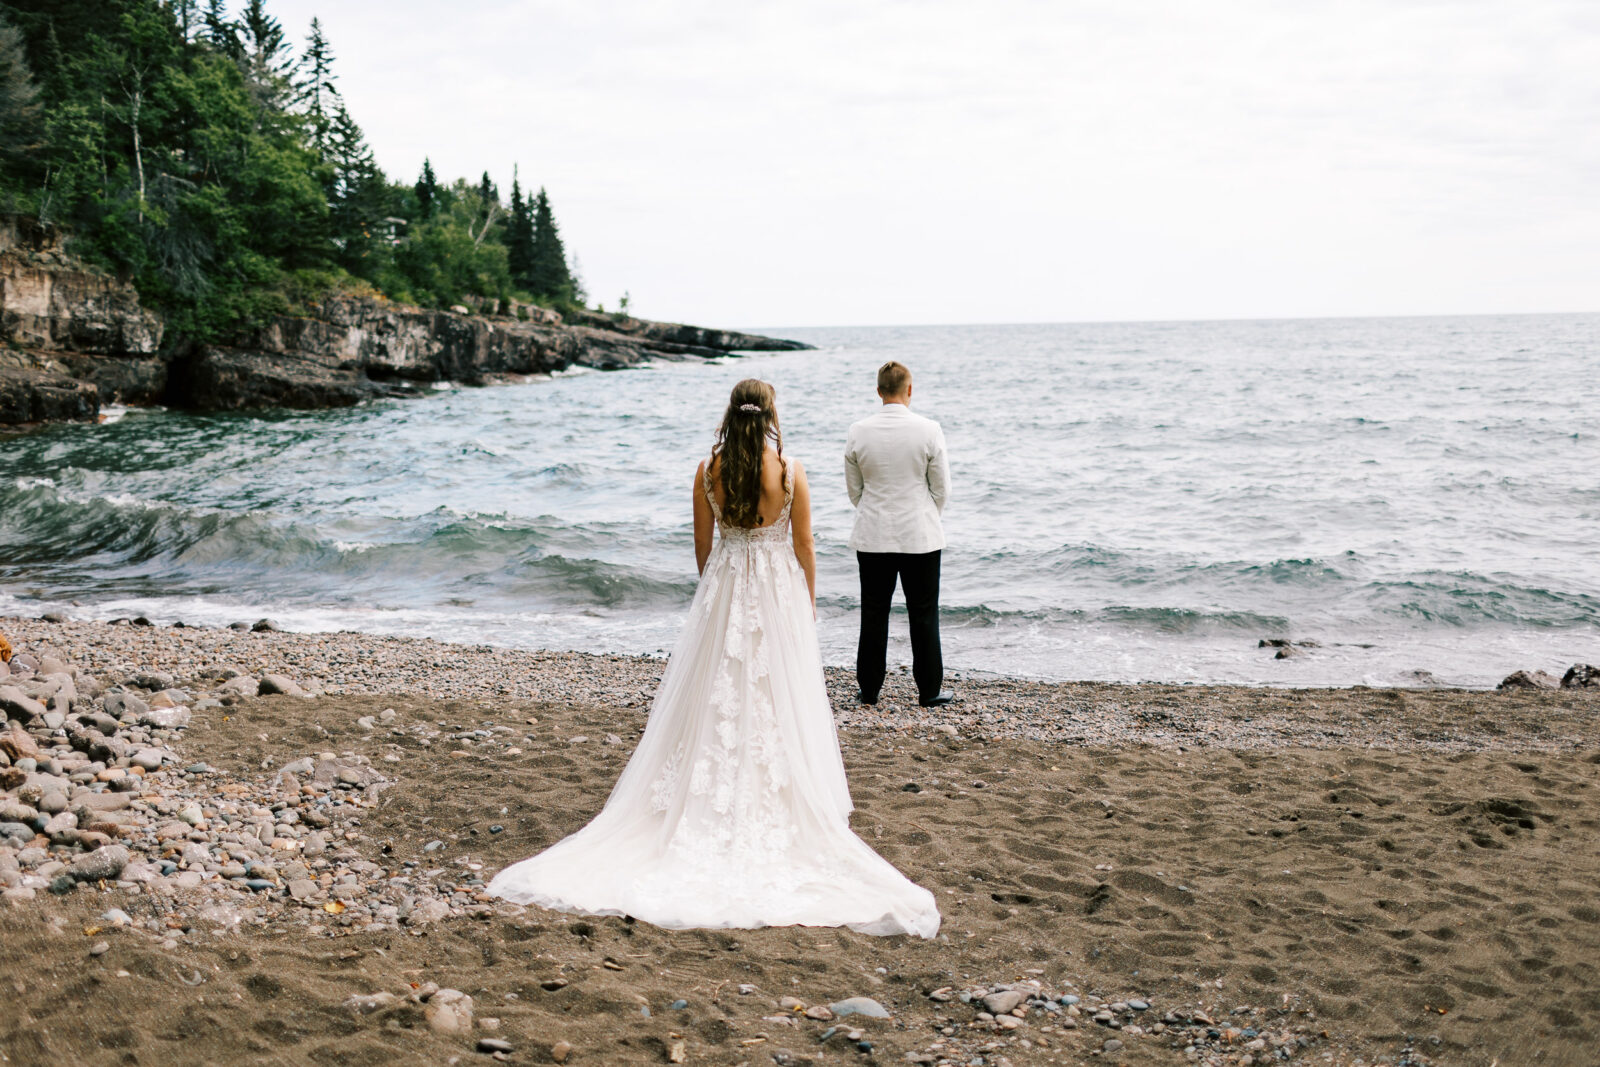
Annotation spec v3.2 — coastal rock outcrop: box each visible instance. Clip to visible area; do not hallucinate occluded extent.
[0,215,811,424]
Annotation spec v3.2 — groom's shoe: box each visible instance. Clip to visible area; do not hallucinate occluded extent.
[919,690,956,708]
[857,690,879,706]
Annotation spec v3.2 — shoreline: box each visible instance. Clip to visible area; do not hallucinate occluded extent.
[5,615,1596,754]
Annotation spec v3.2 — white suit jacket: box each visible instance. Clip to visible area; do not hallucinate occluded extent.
[843,403,950,554]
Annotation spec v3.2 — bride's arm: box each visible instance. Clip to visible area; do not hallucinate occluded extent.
[693,461,714,575]
[789,461,817,614]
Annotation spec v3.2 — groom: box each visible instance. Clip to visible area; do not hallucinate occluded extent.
[844,361,954,708]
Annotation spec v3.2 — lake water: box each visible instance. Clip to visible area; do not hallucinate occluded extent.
[3,313,1597,687]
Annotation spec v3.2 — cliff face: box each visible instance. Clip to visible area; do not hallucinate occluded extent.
[0,217,811,425]
[0,216,168,422]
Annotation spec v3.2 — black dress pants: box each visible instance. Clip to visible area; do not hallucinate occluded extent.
[856,550,942,704]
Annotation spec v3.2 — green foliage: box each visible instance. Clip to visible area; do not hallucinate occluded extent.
[0,0,588,346]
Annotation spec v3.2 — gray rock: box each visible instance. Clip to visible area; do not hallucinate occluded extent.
[828,997,890,1019]
[477,1039,513,1054]
[0,822,32,843]
[132,672,174,691]
[138,706,191,729]
[251,618,280,633]
[981,990,1025,1016]
[258,674,308,697]
[0,686,46,722]
[69,844,130,882]
[345,992,400,1014]
[130,748,165,771]
[218,675,259,698]
[1103,1038,1124,1053]
[1499,669,1560,690]
[1562,664,1600,689]
[103,692,150,720]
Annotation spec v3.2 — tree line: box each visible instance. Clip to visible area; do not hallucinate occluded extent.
[0,0,582,342]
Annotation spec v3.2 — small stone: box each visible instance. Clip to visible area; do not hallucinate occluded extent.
[251,618,280,632]
[219,675,259,698]
[804,1005,834,1021]
[982,991,1026,1015]
[258,674,308,697]
[828,997,890,1019]
[425,988,474,1035]
[1103,1038,1124,1053]
[138,706,191,729]
[345,992,400,1014]
[551,1040,572,1063]
[69,845,130,883]
[670,999,688,1010]
[1128,999,1150,1011]
[89,941,110,956]
[477,1038,513,1054]
[130,749,165,771]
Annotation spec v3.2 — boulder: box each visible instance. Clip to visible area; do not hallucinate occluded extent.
[1562,664,1600,690]
[1499,670,1561,691]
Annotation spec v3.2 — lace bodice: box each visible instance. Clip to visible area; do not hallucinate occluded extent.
[704,457,793,545]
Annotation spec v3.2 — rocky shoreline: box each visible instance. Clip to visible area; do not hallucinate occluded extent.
[3,615,1598,1065]
[0,214,810,426]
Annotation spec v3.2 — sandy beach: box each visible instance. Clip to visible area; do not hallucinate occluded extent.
[2,615,1598,1067]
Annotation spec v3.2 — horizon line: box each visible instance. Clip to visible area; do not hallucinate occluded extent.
[735,308,1600,333]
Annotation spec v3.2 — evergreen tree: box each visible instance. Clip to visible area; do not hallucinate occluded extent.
[527,186,573,302]
[240,0,294,113]
[505,167,535,290]
[201,0,240,60]
[295,16,336,154]
[0,12,41,177]
[327,99,386,269]
[414,156,438,220]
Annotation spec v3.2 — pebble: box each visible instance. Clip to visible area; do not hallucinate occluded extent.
[828,997,890,1019]
[425,989,474,1035]
[550,1040,572,1063]
[476,1038,513,1054]
[89,941,109,956]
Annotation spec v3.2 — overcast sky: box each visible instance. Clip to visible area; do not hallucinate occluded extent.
[262,0,1600,328]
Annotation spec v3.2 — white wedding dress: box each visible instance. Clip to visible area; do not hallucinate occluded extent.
[487,460,940,938]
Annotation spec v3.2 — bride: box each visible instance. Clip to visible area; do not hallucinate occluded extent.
[487,379,940,938]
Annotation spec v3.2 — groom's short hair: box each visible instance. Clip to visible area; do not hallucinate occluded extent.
[877,361,911,397]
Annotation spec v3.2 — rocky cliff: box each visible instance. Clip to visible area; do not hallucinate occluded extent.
[0,215,811,425]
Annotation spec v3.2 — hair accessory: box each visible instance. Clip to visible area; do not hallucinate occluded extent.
[738,403,762,413]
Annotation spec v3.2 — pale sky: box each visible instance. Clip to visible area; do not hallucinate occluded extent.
[261,0,1600,328]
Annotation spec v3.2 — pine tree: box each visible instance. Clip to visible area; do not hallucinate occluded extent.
[414,157,437,219]
[528,186,573,302]
[240,0,294,113]
[327,99,386,269]
[296,17,337,155]
[505,167,536,291]
[202,0,240,60]
[0,12,41,170]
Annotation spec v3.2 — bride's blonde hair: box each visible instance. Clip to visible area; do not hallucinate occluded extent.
[714,379,783,528]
